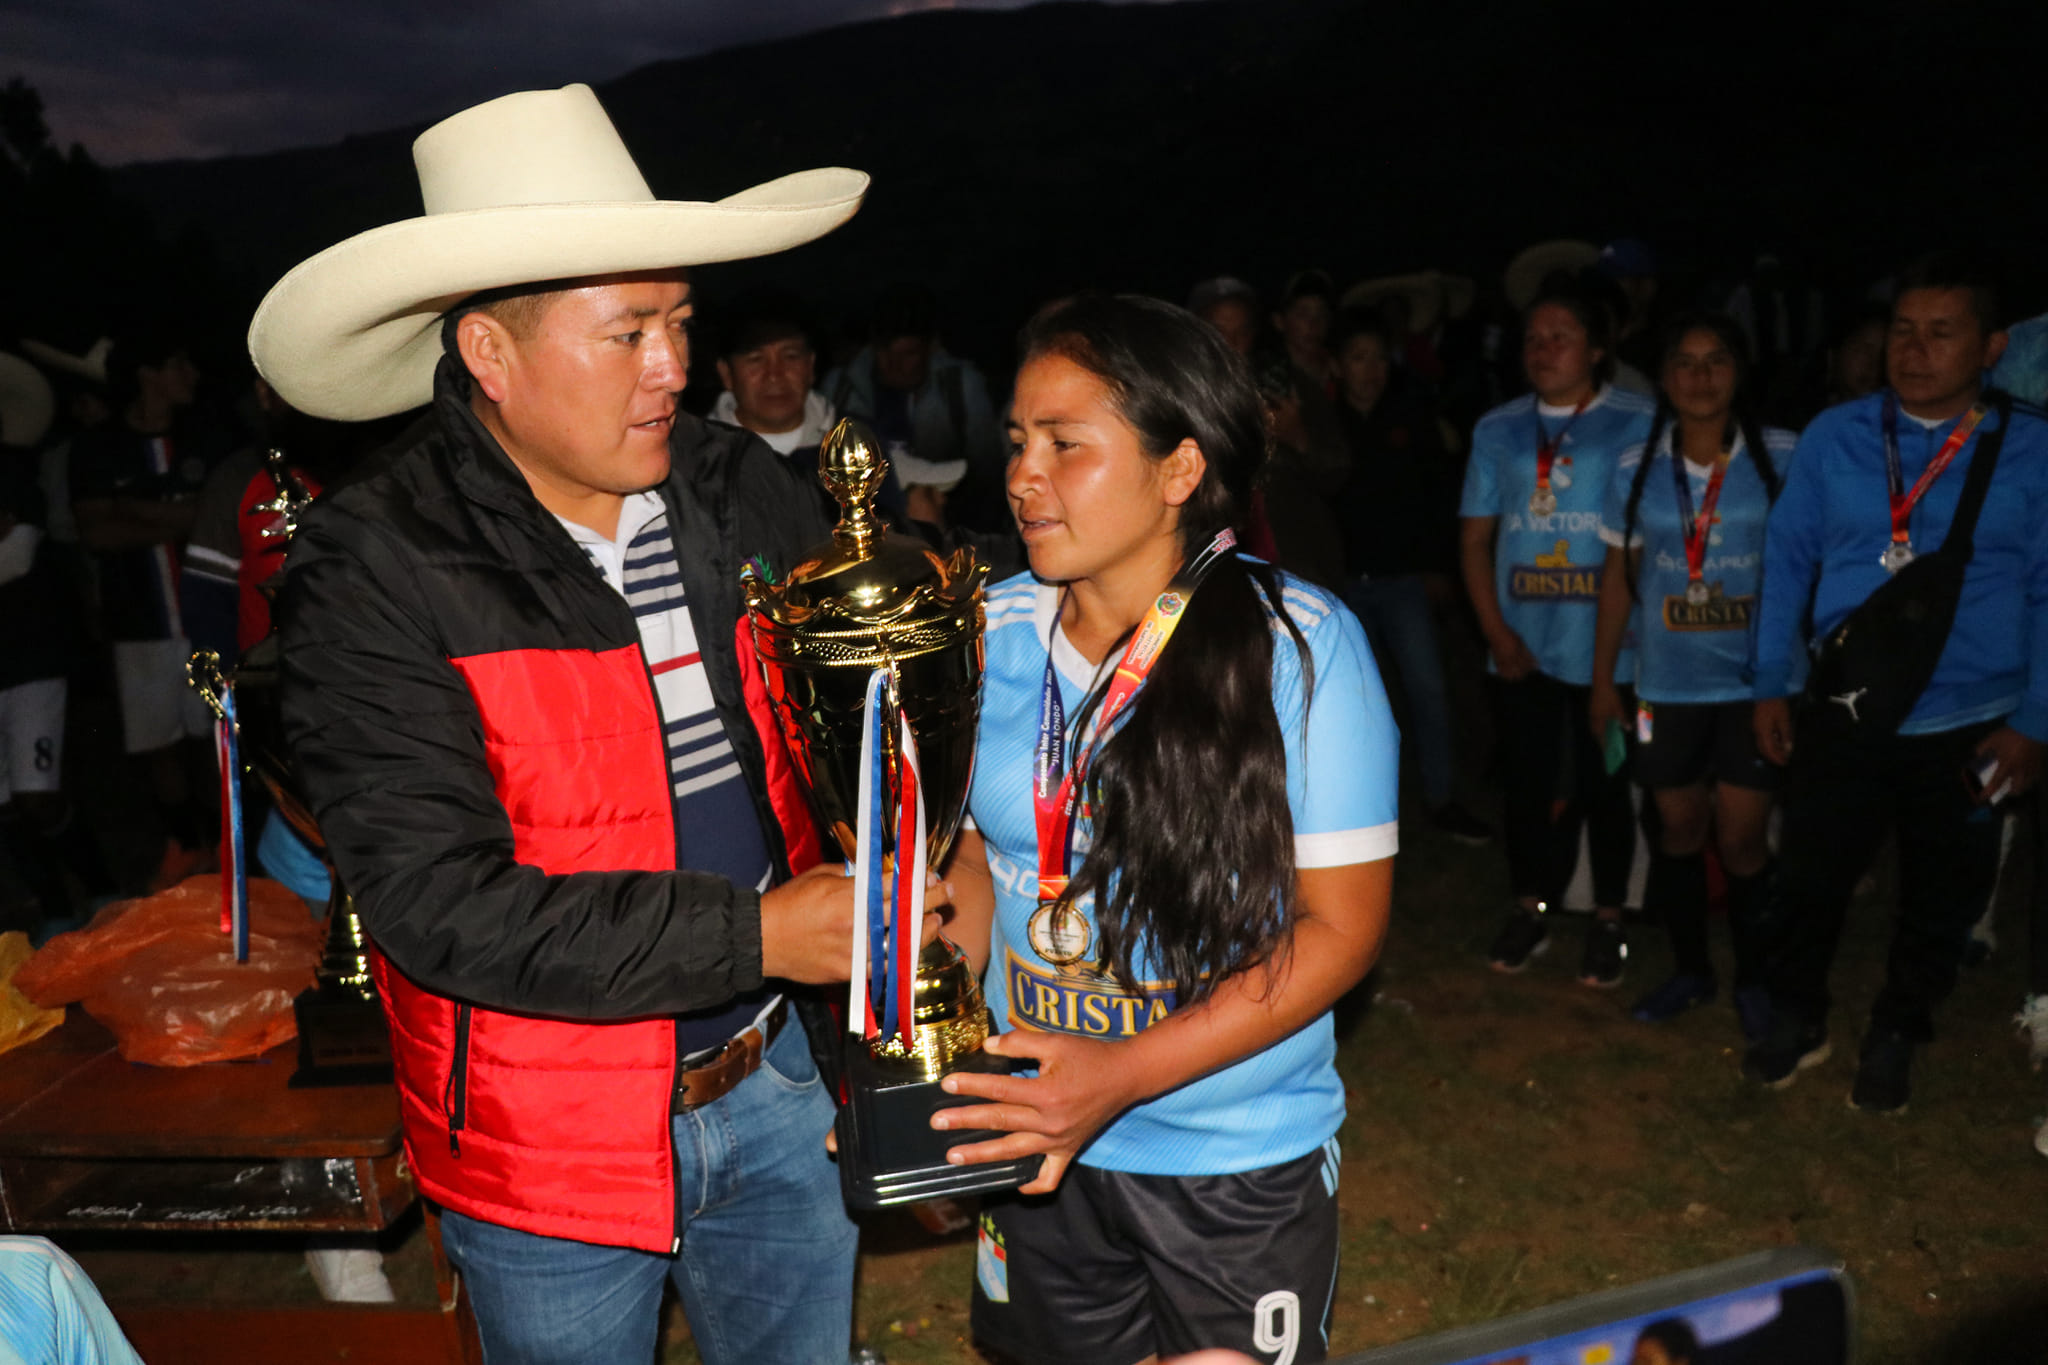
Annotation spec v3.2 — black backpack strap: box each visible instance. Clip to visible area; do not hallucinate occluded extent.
[1939,389,2013,562]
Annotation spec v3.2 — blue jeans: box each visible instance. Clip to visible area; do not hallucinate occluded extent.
[439,1020,857,1365]
[1343,574,1455,810]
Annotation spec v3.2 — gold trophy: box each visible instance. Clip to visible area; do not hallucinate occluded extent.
[744,418,1041,1207]
[188,450,391,1088]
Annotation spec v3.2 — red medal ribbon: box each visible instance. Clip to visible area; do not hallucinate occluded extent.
[215,717,234,936]
[1676,456,1729,587]
[1534,393,1592,496]
[890,714,920,1051]
[1033,530,1235,908]
[1883,396,1987,550]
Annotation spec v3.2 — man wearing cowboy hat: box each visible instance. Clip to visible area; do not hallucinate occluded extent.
[258,85,871,1364]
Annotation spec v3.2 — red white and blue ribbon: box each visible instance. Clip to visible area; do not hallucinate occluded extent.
[847,667,927,1053]
[213,686,249,963]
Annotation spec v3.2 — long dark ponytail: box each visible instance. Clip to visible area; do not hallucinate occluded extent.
[1620,311,1781,601]
[1019,294,1311,1007]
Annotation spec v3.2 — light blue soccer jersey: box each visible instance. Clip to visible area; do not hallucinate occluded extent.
[1459,386,1657,685]
[1598,427,1797,704]
[966,570,1399,1176]
[1990,311,2048,408]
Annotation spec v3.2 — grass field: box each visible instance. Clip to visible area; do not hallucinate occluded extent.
[713,808,2048,1365]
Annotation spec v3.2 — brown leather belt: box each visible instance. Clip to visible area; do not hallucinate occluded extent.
[672,999,789,1113]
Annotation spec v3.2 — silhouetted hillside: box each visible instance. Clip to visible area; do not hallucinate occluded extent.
[118,0,2048,373]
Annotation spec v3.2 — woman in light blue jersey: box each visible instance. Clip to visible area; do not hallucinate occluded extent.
[1589,314,1791,1038]
[937,293,1398,1365]
[1460,285,1656,987]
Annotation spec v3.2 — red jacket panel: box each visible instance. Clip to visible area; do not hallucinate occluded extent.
[382,644,683,1251]
[449,644,676,872]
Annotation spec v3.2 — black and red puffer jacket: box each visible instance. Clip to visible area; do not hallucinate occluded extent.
[276,358,831,1253]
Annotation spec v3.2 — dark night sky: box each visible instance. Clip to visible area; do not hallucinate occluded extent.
[5,0,1184,165]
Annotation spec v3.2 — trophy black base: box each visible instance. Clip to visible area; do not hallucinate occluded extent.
[288,989,395,1089]
[834,1044,1045,1210]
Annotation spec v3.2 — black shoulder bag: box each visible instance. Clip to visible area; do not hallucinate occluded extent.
[1803,390,2012,737]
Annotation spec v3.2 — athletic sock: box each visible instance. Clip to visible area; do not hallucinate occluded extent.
[1649,850,1712,979]
[1725,862,1776,988]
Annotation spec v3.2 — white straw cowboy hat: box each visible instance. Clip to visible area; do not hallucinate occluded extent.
[20,336,111,386]
[249,84,869,422]
[1503,238,1600,312]
[0,353,55,448]
[1340,270,1476,336]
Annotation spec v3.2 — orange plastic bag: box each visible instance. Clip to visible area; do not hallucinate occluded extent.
[14,875,324,1066]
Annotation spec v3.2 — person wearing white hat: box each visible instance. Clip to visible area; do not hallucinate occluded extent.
[259,84,873,1364]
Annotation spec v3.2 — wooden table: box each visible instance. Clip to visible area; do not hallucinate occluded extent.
[0,1008,478,1364]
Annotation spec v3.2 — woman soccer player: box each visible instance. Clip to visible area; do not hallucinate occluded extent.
[934,294,1397,1365]
[1460,285,1656,986]
[1589,314,1793,1037]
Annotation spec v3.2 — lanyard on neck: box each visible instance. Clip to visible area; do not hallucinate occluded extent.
[1533,393,1592,494]
[1671,431,1732,587]
[1882,391,1987,553]
[1033,530,1236,908]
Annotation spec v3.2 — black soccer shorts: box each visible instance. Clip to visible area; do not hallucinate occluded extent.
[1632,699,1781,792]
[970,1139,1342,1365]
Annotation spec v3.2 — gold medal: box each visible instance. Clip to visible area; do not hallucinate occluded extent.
[1027,899,1093,969]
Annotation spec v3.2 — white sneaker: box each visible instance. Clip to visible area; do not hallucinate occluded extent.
[305,1245,396,1303]
[2014,994,2048,1071]
[2036,1113,2048,1161]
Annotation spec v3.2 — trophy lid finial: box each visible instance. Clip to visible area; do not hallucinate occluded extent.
[820,417,886,555]
[748,415,984,626]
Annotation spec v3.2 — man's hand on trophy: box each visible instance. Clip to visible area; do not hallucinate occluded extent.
[759,863,859,983]
[931,1031,1142,1194]
[761,864,948,984]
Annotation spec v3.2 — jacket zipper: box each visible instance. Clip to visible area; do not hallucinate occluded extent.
[444,1003,472,1157]
[668,1021,684,1254]
[630,642,688,1256]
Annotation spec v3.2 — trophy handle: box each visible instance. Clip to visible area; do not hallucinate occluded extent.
[186,651,232,724]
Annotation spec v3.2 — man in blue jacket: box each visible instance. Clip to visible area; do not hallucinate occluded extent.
[1747,251,2048,1113]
